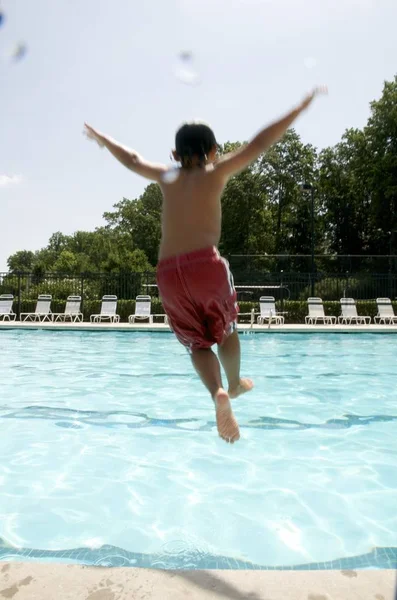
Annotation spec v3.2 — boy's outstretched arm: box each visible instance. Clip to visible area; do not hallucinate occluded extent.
[214,86,327,179]
[84,123,167,182]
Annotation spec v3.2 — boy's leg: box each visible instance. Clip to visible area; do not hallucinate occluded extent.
[191,348,240,443]
[217,330,254,398]
[190,348,222,396]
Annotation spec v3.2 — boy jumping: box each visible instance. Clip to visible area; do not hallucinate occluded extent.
[84,86,326,444]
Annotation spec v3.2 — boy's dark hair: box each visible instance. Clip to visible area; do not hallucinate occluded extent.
[175,121,217,168]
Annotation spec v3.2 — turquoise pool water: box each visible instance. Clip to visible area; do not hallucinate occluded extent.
[0,330,396,570]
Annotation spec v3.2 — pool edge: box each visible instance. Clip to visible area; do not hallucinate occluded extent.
[1,322,397,333]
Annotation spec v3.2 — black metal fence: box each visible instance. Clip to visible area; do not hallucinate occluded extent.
[0,271,158,318]
[227,254,397,303]
[1,255,397,318]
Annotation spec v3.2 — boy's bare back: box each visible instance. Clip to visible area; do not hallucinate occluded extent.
[158,166,226,259]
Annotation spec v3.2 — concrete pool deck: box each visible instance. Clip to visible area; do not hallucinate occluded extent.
[1,321,397,333]
[0,563,395,599]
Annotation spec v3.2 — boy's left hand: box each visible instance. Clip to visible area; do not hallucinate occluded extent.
[300,86,328,111]
[83,123,105,147]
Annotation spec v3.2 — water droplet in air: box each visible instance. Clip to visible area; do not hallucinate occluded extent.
[304,56,317,69]
[174,51,200,86]
[9,42,28,62]
[161,168,180,184]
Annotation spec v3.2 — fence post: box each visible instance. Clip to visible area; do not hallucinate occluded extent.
[310,272,315,297]
[80,274,84,315]
[280,270,284,313]
[17,272,22,319]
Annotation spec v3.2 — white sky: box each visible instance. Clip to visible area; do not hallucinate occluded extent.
[1,0,396,270]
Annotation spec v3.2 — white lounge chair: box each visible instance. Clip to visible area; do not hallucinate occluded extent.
[374,298,397,324]
[54,295,83,322]
[90,295,120,323]
[0,294,16,321]
[128,295,168,324]
[305,297,336,325]
[129,295,153,323]
[257,296,285,325]
[338,298,371,325]
[21,294,53,322]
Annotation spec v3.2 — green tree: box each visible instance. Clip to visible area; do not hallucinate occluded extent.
[318,130,372,262]
[53,250,79,274]
[220,167,274,256]
[316,77,397,271]
[7,250,35,273]
[258,130,318,256]
[365,76,397,254]
[104,183,162,265]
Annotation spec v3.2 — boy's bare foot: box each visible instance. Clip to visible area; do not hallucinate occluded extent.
[213,388,240,443]
[229,378,254,399]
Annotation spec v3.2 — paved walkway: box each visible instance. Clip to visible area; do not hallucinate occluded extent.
[0,562,395,600]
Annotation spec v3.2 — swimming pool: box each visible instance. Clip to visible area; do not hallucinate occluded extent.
[0,330,396,570]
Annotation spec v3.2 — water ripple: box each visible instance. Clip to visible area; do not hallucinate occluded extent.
[1,405,396,433]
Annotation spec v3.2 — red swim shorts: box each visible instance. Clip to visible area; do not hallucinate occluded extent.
[156,247,239,351]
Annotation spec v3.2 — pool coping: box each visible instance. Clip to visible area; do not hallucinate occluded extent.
[1,321,397,333]
[0,321,397,334]
[0,562,395,599]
